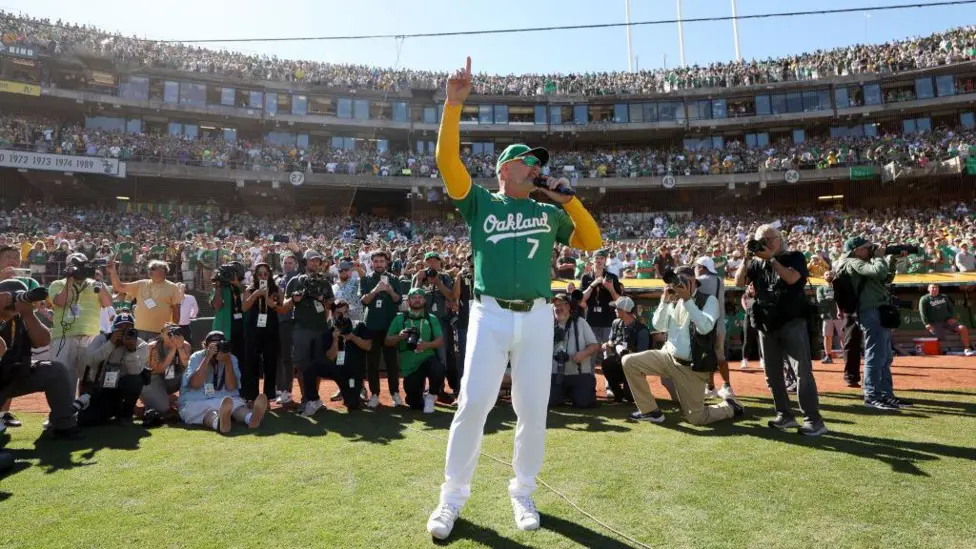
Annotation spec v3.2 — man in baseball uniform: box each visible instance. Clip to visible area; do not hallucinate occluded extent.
[426,57,602,540]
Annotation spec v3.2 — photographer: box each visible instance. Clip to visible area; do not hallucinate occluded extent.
[385,288,444,413]
[274,253,300,405]
[210,261,246,366]
[178,331,268,433]
[549,293,600,408]
[48,253,112,396]
[599,296,650,403]
[580,250,623,396]
[623,266,744,425]
[0,279,81,439]
[297,299,370,417]
[0,244,42,432]
[141,323,191,426]
[282,250,334,405]
[411,252,455,379]
[920,284,974,356]
[241,263,283,403]
[360,251,403,408]
[836,237,913,410]
[694,256,735,400]
[106,259,181,340]
[734,225,826,436]
[77,313,149,426]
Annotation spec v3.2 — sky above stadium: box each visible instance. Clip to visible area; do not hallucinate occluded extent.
[3,0,972,74]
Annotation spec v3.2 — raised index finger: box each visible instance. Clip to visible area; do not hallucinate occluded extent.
[465,56,471,77]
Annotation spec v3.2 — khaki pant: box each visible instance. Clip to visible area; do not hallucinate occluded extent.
[622,350,734,425]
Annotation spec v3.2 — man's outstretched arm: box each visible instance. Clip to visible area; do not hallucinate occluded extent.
[436,56,473,201]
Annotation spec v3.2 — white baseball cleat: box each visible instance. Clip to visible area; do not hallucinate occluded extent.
[366,394,380,409]
[427,503,462,540]
[511,496,541,531]
[423,394,436,414]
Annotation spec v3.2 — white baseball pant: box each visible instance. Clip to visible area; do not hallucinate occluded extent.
[439,295,554,507]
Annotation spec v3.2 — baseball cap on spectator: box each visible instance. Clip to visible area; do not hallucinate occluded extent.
[695,256,717,275]
[408,287,426,297]
[552,293,570,304]
[611,296,636,313]
[595,249,609,258]
[495,144,549,174]
[844,236,872,252]
[303,250,323,261]
[338,260,354,270]
[204,330,226,344]
[424,251,441,261]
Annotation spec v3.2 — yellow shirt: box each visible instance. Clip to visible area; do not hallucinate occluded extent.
[20,242,31,262]
[128,279,181,333]
[47,279,103,338]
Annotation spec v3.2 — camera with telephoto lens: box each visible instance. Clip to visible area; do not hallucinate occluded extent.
[217,340,232,354]
[334,315,353,335]
[5,287,48,310]
[403,327,421,351]
[876,244,921,256]
[661,267,690,288]
[746,238,766,255]
[302,272,329,299]
[212,263,243,285]
[425,267,438,280]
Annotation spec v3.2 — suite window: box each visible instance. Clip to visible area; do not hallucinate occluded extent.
[549,106,562,125]
[249,90,263,109]
[770,94,787,114]
[163,80,180,104]
[835,87,850,109]
[493,105,508,124]
[220,87,235,106]
[614,104,629,123]
[479,105,494,124]
[265,92,278,115]
[534,105,547,124]
[120,76,149,101]
[179,82,206,106]
[755,94,771,115]
[628,103,644,123]
[337,98,353,119]
[711,99,727,119]
[961,112,975,129]
[354,99,370,120]
[936,75,956,97]
[915,77,935,100]
[292,95,308,115]
[643,103,658,122]
[863,83,882,105]
[392,101,408,122]
[573,105,588,125]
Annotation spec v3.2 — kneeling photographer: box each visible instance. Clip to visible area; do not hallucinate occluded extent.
[0,279,80,439]
[549,291,600,408]
[385,288,444,413]
[78,313,150,426]
[600,296,651,403]
[622,267,743,426]
[141,323,191,426]
[835,237,912,410]
[734,225,826,436]
[297,299,370,417]
[210,261,247,366]
[48,253,112,396]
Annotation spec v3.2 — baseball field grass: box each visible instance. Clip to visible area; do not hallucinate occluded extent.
[1,389,974,549]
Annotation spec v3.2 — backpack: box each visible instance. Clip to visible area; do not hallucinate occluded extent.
[831,269,866,315]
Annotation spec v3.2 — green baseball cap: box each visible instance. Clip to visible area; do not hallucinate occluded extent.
[424,251,441,260]
[495,144,549,175]
[595,249,610,258]
[408,287,426,297]
[844,236,871,252]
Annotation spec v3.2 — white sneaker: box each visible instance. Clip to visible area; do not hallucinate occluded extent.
[511,496,541,531]
[740,359,749,369]
[329,390,344,402]
[427,503,462,540]
[301,399,324,417]
[275,391,292,406]
[704,386,718,399]
[965,349,976,357]
[605,388,615,400]
[423,394,436,414]
[718,385,736,400]
[392,393,405,407]
[366,394,379,409]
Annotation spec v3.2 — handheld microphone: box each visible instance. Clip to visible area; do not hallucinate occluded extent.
[533,176,575,197]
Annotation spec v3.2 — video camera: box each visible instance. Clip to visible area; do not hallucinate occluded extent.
[875,244,921,256]
[662,267,690,288]
[212,263,245,285]
[334,315,353,335]
[746,238,766,255]
[403,327,421,351]
[65,258,107,280]
[302,272,330,299]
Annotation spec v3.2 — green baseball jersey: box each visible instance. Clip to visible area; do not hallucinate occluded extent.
[454,185,574,302]
[149,245,167,259]
[635,259,654,279]
[116,242,136,264]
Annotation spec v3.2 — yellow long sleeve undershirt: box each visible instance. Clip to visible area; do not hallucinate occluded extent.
[435,102,603,252]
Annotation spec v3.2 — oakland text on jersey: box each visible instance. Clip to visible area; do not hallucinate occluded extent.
[483,212,553,244]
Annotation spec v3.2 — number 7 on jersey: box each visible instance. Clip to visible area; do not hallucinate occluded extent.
[526,237,539,259]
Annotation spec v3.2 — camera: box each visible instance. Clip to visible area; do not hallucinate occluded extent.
[65,258,106,280]
[217,340,232,354]
[212,263,242,285]
[553,350,570,364]
[5,287,48,310]
[879,244,921,256]
[167,325,183,337]
[425,267,438,280]
[661,267,689,288]
[553,325,566,343]
[404,327,421,351]
[302,272,329,299]
[334,315,353,335]
[746,238,766,255]
[124,328,138,339]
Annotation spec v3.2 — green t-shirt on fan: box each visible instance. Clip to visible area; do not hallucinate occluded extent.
[635,259,654,279]
[453,184,574,302]
[116,243,136,265]
[387,311,442,377]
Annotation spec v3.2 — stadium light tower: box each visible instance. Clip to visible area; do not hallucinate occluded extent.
[625,0,634,72]
[731,0,742,61]
[676,0,686,67]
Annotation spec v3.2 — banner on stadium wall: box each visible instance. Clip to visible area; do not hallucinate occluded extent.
[967,157,976,176]
[883,157,962,183]
[0,79,39,96]
[849,166,877,180]
[0,150,126,177]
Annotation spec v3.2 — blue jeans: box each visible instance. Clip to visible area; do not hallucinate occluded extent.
[858,308,894,401]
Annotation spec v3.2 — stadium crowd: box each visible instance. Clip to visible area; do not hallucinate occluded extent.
[1,12,975,95]
[3,111,976,178]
